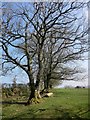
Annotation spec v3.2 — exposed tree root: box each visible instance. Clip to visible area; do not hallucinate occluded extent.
[29,98,41,104]
[26,90,42,105]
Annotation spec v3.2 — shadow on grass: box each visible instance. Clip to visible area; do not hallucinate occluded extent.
[1,101,90,120]
[2,117,90,120]
[2,108,90,120]
[1,101,26,105]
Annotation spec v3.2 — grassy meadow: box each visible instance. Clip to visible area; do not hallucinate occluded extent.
[2,88,90,120]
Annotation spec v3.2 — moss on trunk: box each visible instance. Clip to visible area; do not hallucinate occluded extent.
[26,89,41,105]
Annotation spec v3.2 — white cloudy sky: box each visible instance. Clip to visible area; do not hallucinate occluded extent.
[57,59,88,88]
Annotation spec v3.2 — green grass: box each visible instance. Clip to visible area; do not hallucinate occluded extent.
[2,88,89,120]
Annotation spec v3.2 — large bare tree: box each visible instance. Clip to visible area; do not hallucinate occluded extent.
[1,2,87,104]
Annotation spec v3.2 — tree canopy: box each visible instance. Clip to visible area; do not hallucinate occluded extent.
[1,2,88,104]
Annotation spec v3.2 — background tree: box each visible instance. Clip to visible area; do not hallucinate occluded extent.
[1,2,87,104]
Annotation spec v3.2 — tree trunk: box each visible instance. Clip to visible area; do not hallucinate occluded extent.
[27,84,35,105]
[46,80,49,92]
[46,73,51,93]
[27,45,43,105]
[26,75,41,105]
[40,75,50,94]
[27,89,41,105]
[26,74,35,105]
[35,82,42,99]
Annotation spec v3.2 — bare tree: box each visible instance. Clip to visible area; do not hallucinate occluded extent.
[41,27,87,92]
[1,2,87,104]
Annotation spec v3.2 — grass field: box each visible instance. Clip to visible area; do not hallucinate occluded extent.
[2,88,90,120]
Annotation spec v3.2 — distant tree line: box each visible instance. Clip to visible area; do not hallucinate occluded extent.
[2,81,29,98]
